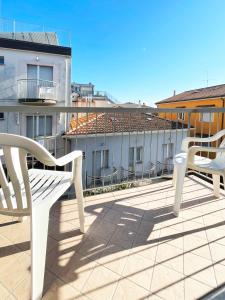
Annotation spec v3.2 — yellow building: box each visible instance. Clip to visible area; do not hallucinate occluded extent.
[155,84,225,136]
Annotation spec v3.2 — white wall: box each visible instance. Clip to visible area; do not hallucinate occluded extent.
[69,129,188,188]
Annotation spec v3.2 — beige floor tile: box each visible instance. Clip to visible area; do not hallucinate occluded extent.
[148,294,163,300]
[203,211,225,226]
[181,208,204,223]
[82,264,120,300]
[183,252,217,287]
[150,264,184,300]
[159,227,183,250]
[48,250,97,291]
[86,219,117,243]
[136,220,159,237]
[122,253,154,290]
[97,243,129,275]
[77,236,108,261]
[0,219,30,249]
[0,282,15,299]
[184,235,211,259]
[209,242,225,264]
[43,278,87,300]
[206,226,225,246]
[110,227,137,249]
[183,220,207,240]
[112,277,149,300]
[190,244,212,261]
[48,218,83,241]
[0,253,30,291]
[184,277,213,300]
[131,243,158,262]
[156,242,183,274]
[12,270,55,300]
[214,263,225,285]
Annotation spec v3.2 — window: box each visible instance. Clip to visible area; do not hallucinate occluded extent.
[178,112,185,120]
[177,107,185,120]
[26,116,53,138]
[162,143,174,159]
[0,56,4,65]
[129,147,143,166]
[200,112,213,123]
[129,147,134,167]
[82,151,86,160]
[136,147,143,163]
[102,150,109,168]
[0,112,4,120]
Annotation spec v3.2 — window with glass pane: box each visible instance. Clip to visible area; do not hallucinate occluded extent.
[26,115,52,138]
[38,116,53,136]
[129,147,134,167]
[0,56,4,65]
[200,112,213,123]
[136,147,143,162]
[102,150,109,168]
[26,116,37,138]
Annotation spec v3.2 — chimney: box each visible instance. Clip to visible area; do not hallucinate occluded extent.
[173,90,176,96]
[138,100,141,107]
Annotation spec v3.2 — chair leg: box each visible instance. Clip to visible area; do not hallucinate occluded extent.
[172,165,178,187]
[213,174,220,198]
[17,216,28,222]
[173,164,186,217]
[74,157,85,233]
[31,206,49,300]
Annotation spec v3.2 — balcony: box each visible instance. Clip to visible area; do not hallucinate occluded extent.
[0,105,225,299]
[17,79,57,105]
[1,176,225,299]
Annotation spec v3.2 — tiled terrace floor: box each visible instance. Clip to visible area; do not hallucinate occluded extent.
[1,175,225,299]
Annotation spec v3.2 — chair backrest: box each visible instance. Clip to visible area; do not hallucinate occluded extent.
[0,133,56,216]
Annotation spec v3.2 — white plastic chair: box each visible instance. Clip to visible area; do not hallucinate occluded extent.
[173,129,225,216]
[0,133,85,300]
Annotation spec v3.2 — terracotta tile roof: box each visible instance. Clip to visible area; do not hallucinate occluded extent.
[155,83,225,104]
[66,112,186,136]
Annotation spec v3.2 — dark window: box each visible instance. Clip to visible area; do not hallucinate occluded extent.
[0,56,4,65]
[0,112,4,120]
[26,115,53,138]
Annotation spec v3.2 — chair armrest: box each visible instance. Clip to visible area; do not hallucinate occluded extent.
[187,146,225,164]
[54,150,82,166]
[181,129,225,152]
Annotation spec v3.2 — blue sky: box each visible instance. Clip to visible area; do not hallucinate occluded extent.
[2,0,225,105]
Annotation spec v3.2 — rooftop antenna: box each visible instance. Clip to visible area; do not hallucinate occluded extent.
[202,70,214,87]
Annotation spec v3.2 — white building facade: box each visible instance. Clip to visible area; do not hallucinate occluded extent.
[0,33,71,155]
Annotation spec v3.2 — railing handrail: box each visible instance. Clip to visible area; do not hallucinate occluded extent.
[17,79,56,85]
[0,105,225,114]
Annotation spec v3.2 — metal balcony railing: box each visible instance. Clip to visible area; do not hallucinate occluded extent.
[17,79,57,105]
[0,105,224,193]
[0,17,71,47]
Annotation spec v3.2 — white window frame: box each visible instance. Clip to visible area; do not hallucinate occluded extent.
[101,149,109,169]
[162,143,174,159]
[136,146,143,163]
[200,112,214,123]
[178,112,185,120]
[26,115,53,138]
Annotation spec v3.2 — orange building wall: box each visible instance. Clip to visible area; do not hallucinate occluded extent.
[157,98,225,136]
